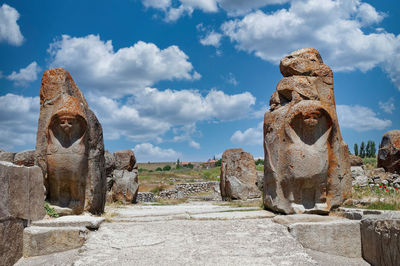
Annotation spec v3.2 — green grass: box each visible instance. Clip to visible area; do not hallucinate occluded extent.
[347,185,400,210]
[44,202,59,218]
[256,165,264,171]
[367,201,400,210]
[361,157,377,169]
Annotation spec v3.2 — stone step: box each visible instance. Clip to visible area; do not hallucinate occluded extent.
[23,226,87,257]
[31,215,105,230]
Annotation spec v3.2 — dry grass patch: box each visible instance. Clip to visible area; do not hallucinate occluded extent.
[218,198,263,209]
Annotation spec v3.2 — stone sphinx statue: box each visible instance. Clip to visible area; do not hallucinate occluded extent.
[36,68,106,215]
[263,48,351,214]
[46,96,88,213]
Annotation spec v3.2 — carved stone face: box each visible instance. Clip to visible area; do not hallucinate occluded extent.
[49,114,87,149]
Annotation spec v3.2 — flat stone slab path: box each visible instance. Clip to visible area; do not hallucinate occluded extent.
[16,201,367,265]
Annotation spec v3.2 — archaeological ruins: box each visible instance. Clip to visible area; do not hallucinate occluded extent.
[1,51,399,266]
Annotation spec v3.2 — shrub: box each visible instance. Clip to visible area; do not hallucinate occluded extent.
[163,165,171,171]
[155,167,162,171]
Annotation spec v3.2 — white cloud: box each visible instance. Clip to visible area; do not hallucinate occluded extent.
[88,87,256,142]
[337,104,391,132]
[141,0,218,22]
[217,0,290,16]
[6,62,41,86]
[142,0,171,10]
[200,31,222,47]
[48,34,200,97]
[221,0,400,90]
[0,4,24,46]
[133,143,181,162]
[378,97,395,114]
[189,140,201,149]
[225,72,238,86]
[0,94,39,150]
[230,122,263,146]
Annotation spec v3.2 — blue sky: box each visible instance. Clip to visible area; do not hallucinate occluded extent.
[0,0,399,162]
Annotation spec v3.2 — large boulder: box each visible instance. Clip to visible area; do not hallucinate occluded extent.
[0,161,45,221]
[111,170,139,203]
[349,154,363,166]
[361,216,400,265]
[35,68,106,215]
[378,130,400,174]
[114,150,136,171]
[14,150,35,167]
[107,150,139,204]
[220,149,260,200]
[264,48,351,214]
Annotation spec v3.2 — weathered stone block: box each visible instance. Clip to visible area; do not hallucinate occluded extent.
[114,150,136,171]
[264,48,351,214]
[0,218,24,266]
[23,226,88,257]
[31,216,104,230]
[378,130,400,174]
[14,150,35,167]
[0,162,45,221]
[111,170,139,203]
[220,149,260,200]
[0,151,16,163]
[361,217,400,265]
[289,220,361,258]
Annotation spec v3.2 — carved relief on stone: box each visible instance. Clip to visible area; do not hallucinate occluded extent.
[36,68,106,215]
[263,48,351,214]
[46,96,88,213]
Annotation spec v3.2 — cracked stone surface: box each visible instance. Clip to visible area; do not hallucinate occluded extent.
[16,201,367,265]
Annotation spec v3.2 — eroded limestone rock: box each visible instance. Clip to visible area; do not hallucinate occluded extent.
[220,149,260,200]
[263,48,351,214]
[106,150,139,204]
[35,68,106,215]
[378,130,400,174]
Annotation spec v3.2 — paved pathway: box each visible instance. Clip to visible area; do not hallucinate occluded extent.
[16,201,366,266]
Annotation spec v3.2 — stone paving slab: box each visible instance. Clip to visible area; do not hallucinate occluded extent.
[273,213,344,225]
[189,210,275,220]
[32,215,105,229]
[23,226,88,257]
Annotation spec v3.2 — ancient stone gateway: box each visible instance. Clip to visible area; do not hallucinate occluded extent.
[35,68,106,215]
[263,48,351,214]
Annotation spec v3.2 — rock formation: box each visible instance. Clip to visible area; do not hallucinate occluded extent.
[35,68,106,215]
[378,130,400,174]
[0,161,45,265]
[106,150,139,204]
[220,148,260,200]
[349,154,363,166]
[263,48,351,214]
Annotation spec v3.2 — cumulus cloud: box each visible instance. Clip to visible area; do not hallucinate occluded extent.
[221,0,400,90]
[6,62,41,86]
[133,143,181,162]
[337,104,391,132]
[0,94,39,150]
[378,97,395,114]
[217,0,290,16]
[0,4,24,46]
[48,34,200,97]
[142,0,218,22]
[88,87,256,142]
[230,122,263,146]
[200,30,222,47]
